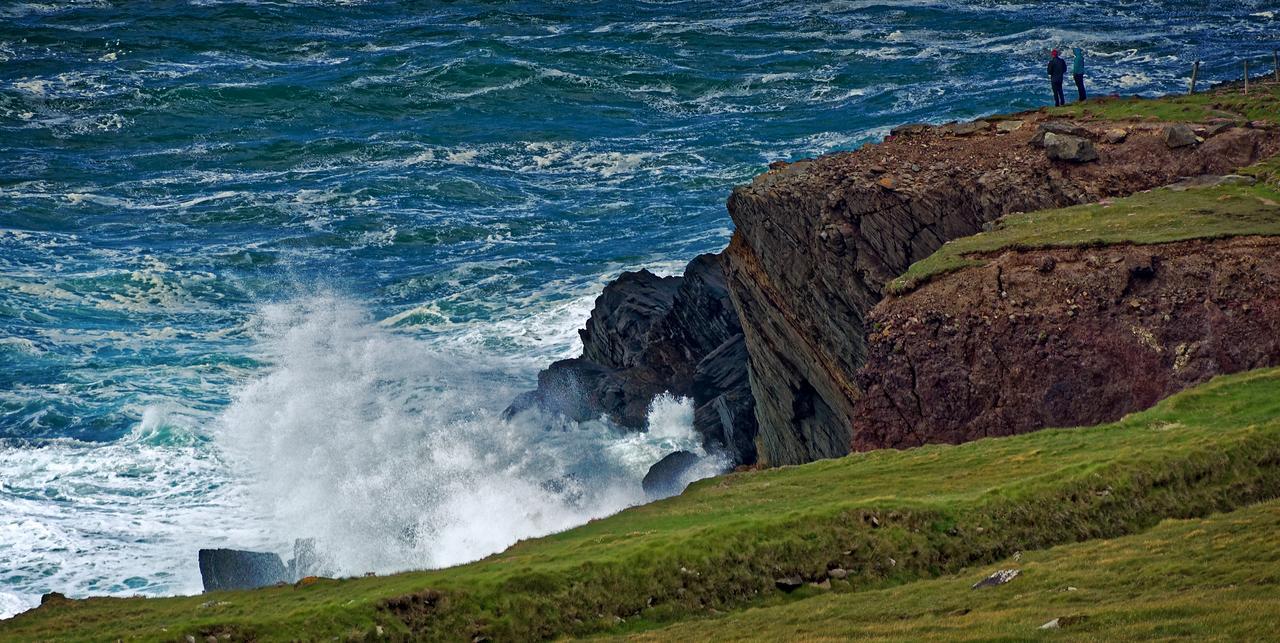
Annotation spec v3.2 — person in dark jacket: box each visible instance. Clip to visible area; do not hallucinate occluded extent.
[1071,47,1086,101]
[1047,49,1067,106]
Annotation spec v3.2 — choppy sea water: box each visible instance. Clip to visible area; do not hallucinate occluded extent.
[1,0,1275,618]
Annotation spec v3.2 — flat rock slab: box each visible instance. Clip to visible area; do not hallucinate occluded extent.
[971,568,1020,589]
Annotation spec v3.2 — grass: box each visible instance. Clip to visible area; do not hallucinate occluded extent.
[1049,83,1280,123]
[8,367,1280,641]
[613,497,1280,641]
[887,155,1280,295]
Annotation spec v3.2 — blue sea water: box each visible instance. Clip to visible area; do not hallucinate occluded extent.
[1,0,1276,618]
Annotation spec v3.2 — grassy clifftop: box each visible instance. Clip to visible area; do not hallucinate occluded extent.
[8,367,1280,641]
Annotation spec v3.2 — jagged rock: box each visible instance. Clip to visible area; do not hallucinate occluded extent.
[642,451,702,499]
[507,254,758,465]
[1164,123,1199,148]
[198,549,288,592]
[773,575,805,592]
[1043,133,1099,163]
[1103,128,1128,143]
[971,569,1020,589]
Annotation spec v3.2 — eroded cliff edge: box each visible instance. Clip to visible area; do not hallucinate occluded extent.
[726,107,1280,465]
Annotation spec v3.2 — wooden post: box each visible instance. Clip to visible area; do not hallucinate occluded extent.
[1274,49,1278,83]
[1244,60,1249,94]
[1189,60,1200,94]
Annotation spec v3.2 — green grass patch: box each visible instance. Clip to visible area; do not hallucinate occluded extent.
[614,496,1280,641]
[8,368,1280,641]
[1049,83,1280,123]
[887,156,1280,295]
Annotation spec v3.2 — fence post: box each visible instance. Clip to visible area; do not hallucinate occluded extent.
[1189,60,1200,94]
[1244,60,1249,95]
[1274,49,1278,83]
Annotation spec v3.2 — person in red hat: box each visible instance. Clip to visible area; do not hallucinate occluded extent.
[1047,49,1068,106]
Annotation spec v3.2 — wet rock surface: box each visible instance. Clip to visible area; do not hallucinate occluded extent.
[854,238,1280,450]
[198,549,289,592]
[725,110,1280,465]
[641,450,702,498]
[507,253,758,465]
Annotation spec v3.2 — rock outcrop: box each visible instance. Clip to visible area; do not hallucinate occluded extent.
[853,237,1280,450]
[507,253,758,465]
[725,115,1280,465]
[198,549,289,592]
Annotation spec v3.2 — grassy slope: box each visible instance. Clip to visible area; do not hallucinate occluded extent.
[1050,83,1280,123]
[888,154,1280,295]
[7,368,1280,641]
[616,496,1280,642]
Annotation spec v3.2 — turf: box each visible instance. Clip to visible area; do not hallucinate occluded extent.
[1049,82,1280,123]
[887,155,1280,295]
[613,496,1280,641]
[7,367,1280,641]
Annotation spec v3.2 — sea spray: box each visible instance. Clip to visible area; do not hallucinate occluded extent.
[217,296,716,576]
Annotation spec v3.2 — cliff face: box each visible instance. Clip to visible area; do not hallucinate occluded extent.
[507,253,758,465]
[855,237,1280,449]
[725,116,1280,465]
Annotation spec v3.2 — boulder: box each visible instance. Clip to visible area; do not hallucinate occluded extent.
[1103,128,1128,144]
[889,123,931,137]
[1164,123,1199,148]
[1031,121,1093,147]
[1043,133,1099,163]
[641,450,701,499]
[995,120,1025,133]
[947,120,990,136]
[198,549,288,592]
[773,575,804,592]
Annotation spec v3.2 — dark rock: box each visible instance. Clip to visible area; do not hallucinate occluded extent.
[641,450,702,499]
[774,575,805,592]
[1043,133,1099,163]
[971,569,1020,589]
[1164,123,1199,148]
[890,123,931,137]
[40,592,68,606]
[198,549,288,592]
[1036,256,1057,273]
[508,253,759,465]
[948,120,990,136]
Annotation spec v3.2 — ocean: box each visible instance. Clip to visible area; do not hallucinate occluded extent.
[1,0,1275,618]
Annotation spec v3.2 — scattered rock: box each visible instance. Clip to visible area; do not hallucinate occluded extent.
[1206,122,1236,137]
[774,575,805,592]
[1103,128,1128,144]
[198,600,231,610]
[1163,123,1198,148]
[890,123,931,137]
[877,176,899,191]
[1040,614,1089,629]
[971,569,1020,589]
[949,120,990,136]
[641,451,702,499]
[1043,133,1099,163]
[1168,174,1259,192]
[1036,256,1057,273]
[198,549,288,592]
[827,568,849,580]
[996,120,1025,133]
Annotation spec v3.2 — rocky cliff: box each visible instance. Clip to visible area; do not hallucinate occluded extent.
[506,253,758,465]
[725,113,1280,465]
[855,236,1280,449]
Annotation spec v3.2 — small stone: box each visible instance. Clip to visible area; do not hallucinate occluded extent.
[996,120,1025,133]
[1040,618,1061,630]
[185,637,197,643]
[1103,128,1128,143]
[869,515,881,528]
[869,164,887,174]
[1037,256,1057,273]
[1042,615,1089,629]
[774,575,805,592]
[827,568,849,580]
[1163,123,1198,148]
[877,176,898,191]
[971,568,1020,589]
[811,579,832,590]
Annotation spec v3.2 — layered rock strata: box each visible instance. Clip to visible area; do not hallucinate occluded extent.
[725,116,1280,465]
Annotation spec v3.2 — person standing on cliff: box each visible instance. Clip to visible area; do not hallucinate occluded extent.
[1048,49,1068,107]
[1072,47,1086,101]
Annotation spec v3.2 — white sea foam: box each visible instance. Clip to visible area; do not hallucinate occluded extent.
[216,295,715,576]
